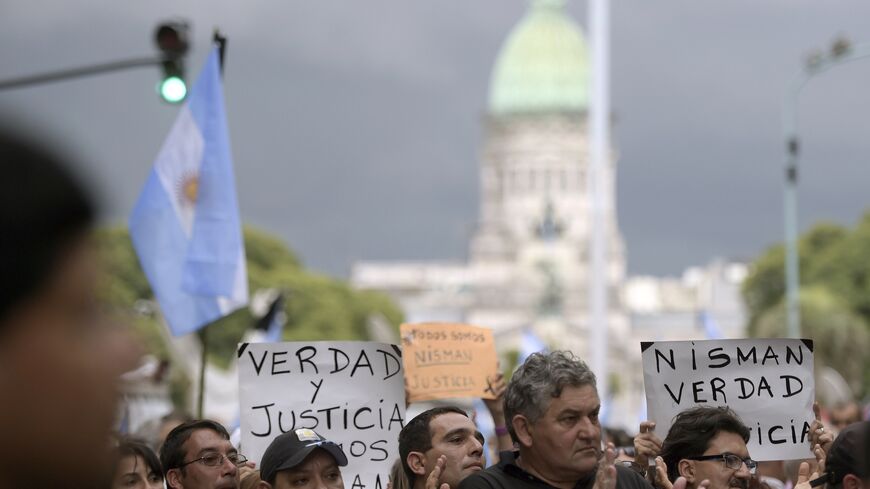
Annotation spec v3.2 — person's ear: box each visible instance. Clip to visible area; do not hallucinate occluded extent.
[408,451,428,477]
[512,414,533,448]
[842,474,863,489]
[256,481,274,489]
[678,460,695,483]
[166,468,184,489]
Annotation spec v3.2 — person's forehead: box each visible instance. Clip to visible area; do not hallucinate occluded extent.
[430,412,475,437]
[184,428,234,455]
[547,384,600,412]
[704,431,749,457]
[117,454,144,473]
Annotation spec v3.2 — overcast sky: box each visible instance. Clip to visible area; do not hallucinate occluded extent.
[2,1,869,279]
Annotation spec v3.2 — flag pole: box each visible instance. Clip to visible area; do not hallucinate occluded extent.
[195,30,228,420]
[197,327,207,418]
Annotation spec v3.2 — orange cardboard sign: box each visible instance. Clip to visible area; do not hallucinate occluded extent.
[401,322,499,402]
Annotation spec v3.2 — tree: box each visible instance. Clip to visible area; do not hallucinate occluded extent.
[751,286,870,396]
[95,225,403,370]
[742,214,870,397]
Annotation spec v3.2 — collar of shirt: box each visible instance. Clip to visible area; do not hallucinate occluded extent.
[500,451,595,489]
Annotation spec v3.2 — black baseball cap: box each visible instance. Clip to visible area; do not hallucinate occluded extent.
[811,421,869,487]
[260,429,348,484]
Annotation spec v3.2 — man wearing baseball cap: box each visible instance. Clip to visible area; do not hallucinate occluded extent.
[258,429,349,489]
[809,421,869,489]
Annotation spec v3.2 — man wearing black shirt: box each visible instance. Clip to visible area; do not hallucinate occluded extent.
[458,351,652,489]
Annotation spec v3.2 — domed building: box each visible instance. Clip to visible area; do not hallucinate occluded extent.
[353,0,642,426]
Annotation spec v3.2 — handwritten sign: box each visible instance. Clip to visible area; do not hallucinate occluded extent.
[641,338,815,461]
[239,341,405,489]
[401,323,499,402]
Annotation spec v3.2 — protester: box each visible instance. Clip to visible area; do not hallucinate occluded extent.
[482,372,514,456]
[829,403,864,433]
[390,458,412,489]
[240,471,263,489]
[113,437,165,489]
[400,407,486,489]
[606,428,639,465]
[634,401,833,489]
[658,406,754,489]
[0,128,140,488]
[257,429,348,489]
[805,421,868,489]
[459,351,651,489]
[161,419,246,489]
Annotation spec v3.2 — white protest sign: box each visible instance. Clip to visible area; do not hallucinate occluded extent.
[641,338,815,461]
[239,341,405,489]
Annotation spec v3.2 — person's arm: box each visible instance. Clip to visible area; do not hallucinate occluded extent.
[483,372,513,453]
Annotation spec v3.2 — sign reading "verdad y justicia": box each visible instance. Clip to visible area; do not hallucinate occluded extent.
[641,338,815,461]
[239,341,406,489]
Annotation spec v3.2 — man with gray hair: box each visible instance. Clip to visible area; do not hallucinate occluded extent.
[458,351,652,489]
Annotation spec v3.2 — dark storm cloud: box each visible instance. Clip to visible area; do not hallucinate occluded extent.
[1,1,869,277]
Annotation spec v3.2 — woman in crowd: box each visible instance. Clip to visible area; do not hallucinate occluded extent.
[112,438,165,489]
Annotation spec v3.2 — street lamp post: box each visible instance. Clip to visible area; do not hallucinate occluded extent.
[782,38,870,338]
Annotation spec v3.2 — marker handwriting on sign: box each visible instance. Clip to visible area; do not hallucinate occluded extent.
[662,375,805,404]
[245,346,401,380]
[640,338,815,462]
[240,342,405,489]
[249,400,404,438]
[412,348,473,366]
[653,343,807,374]
[404,328,487,343]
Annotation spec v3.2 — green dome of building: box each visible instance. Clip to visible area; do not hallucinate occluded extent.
[489,0,590,115]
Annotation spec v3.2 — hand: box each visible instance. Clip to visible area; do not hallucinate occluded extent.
[593,443,618,489]
[483,372,506,415]
[426,455,450,489]
[634,421,663,469]
[812,443,826,476]
[793,460,823,489]
[655,458,709,489]
[670,477,710,489]
[809,402,833,455]
[238,461,257,481]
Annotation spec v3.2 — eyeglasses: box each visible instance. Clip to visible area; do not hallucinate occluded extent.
[686,453,757,474]
[179,452,248,469]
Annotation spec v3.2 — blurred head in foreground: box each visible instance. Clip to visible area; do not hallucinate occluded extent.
[0,127,139,487]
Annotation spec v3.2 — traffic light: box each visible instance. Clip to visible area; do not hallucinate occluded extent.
[155,22,189,104]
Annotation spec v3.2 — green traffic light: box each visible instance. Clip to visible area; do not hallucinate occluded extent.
[159,76,187,103]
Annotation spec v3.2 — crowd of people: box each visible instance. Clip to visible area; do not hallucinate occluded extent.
[2,128,868,489]
[98,351,867,489]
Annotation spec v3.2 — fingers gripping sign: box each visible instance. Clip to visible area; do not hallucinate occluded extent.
[427,454,451,489]
[635,421,662,469]
[594,443,618,489]
[809,402,833,455]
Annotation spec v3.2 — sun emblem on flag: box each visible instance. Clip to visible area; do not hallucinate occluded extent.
[178,171,199,205]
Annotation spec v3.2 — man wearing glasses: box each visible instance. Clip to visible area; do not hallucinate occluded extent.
[659,407,754,489]
[160,419,248,489]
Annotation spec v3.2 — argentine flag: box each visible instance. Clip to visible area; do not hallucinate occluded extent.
[130,47,248,336]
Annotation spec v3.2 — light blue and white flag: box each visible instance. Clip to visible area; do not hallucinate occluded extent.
[700,310,723,340]
[519,327,548,364]
[130,47,248,336]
